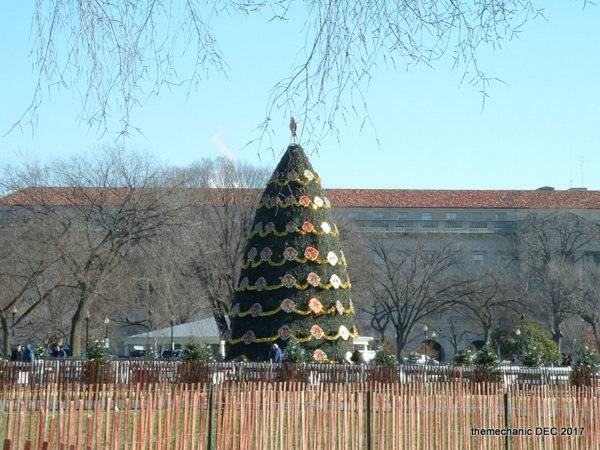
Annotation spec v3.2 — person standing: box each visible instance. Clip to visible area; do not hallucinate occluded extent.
[51,345,67,359]
[10,344,24,361]
[269,344,283,363]
[22,344,36,363]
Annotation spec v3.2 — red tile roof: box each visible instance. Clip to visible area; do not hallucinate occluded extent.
[325,189,600,209]
[2,187,600,209]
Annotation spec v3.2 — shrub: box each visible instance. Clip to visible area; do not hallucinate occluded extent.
[571,346,600,387]
[521,343,543,368]
[472,345,501,383]
[283,340,309,363]
[181,341,213,363]
[494,319,560,366]
[453,347,475,366]
[373,345,397,366]
[88,340,110,364]
[82,340,112,383]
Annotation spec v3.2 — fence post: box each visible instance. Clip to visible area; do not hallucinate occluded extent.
[504,388,511,450]
[207,386,215,450]
[366,390,372,450]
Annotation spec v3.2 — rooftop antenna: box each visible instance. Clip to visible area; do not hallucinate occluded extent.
[579,155,586,187]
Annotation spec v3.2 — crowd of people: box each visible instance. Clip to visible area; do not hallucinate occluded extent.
[9,343,69,361]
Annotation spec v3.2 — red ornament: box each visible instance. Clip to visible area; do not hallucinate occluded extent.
[304,246,319,261]
[281,298,296,313]
[307,272,321,287]
[277,326,291,340]
[283,247,298,261]
[313,349,327,362]
[260,247,272,261]
[310,325,324,339]
[298,195,311,207]
[309,297,323,314]
[281,274,297,288]
[302,221,315,233]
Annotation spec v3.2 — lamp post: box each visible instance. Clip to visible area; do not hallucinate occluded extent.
[10,306,17,345]
[422,324,429,341]
[147,309,153,358]
[170,317,175,353]
[85,311,91,352]
[103,317,110,349]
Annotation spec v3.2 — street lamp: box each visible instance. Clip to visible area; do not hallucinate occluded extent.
[422,324,429,340]
[146,309,153,358]
[103,317,110,349]
[170,317,175,353]
[515,328,521,336]
[85,311,91,351]
[10,306,17,345]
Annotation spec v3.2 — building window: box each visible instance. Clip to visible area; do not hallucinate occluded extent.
[472,252,486,265]
[398,212,409,219]
[495,212,506,220]
[446,212,457,220]
[470,221,488,229]
[422,212,433,221]
[347,212,360,220]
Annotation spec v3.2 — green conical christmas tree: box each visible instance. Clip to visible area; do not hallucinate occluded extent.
[226,144,358,362]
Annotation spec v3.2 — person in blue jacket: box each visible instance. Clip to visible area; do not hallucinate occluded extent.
[22,344,36,363]
[269,343,283,363]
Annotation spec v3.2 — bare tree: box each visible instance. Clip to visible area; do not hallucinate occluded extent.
[0,214,62,354]
[1,149,184,356]
[574,260,600,354]
[177,158,268,335]
[366,237,469,358]
[456,263,522,345]
[10,1,562,141]
[517,212,599,351]
[432,316,473,356]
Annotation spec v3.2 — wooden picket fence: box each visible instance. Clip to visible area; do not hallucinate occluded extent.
[1,381,600,449]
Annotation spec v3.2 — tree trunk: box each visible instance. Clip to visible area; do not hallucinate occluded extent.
[395,333,406,360]
[213,312,228,336]
[1,316,10,357]
[69,287,89,357]
[483,326,491,346]
[552,315,562,352]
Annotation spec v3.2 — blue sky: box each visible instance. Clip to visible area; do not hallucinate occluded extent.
[0,2,599,190]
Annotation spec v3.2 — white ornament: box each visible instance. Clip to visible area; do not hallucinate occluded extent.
[320,222,331,234]
[326,251,338,266]
[339,325,350,341]
[329,274,342,289]
[313,196,324,207]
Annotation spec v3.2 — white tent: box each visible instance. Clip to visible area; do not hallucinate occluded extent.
[123,317,221,356]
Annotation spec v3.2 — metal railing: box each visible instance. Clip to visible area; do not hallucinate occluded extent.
[0,360,586,387]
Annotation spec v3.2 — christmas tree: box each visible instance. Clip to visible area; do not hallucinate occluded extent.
[226,144,358,362]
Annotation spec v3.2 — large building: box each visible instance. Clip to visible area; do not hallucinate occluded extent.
[2,186,600,359]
